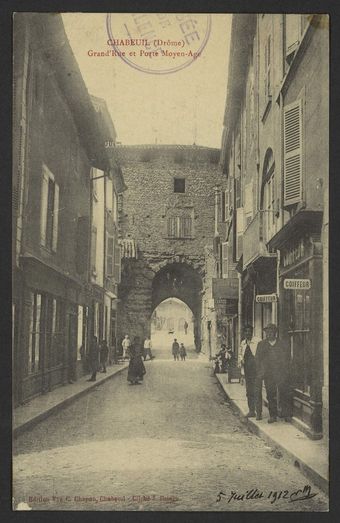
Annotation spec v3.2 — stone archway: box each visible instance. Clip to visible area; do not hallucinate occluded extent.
[151,262,203,351]
[117,255,204,353]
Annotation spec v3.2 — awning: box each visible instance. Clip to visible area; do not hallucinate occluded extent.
[119,238,138,259]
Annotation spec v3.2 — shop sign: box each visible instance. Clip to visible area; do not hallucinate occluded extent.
[284,278,311,290]
[255,294,277,303]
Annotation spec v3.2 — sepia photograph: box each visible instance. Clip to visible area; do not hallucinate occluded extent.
[12,11,329,512]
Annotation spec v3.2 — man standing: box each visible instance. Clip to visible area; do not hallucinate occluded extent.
[122,334,131,360]
[184,320,188,335]
[143,337,154,361]
[256,323,292,424]
[99,339,109,373]
[87,335,99,382]
[172,338,180,361]
[239,325,262,419]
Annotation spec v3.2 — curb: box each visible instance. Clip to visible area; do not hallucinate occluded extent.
[215,376,329,496]
[13,364,128,438]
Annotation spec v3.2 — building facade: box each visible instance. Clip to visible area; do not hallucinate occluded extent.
[114,144,225,354]
[12,14,124,405]
[219,14,328,438]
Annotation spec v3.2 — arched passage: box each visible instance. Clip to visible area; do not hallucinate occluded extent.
[151,298,195,357]
[151,262,202,351]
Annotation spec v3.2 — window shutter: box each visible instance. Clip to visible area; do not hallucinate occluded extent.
[221,191,226,222]
[114,240,121,283]
[283,100,303,206]
[285,15,300,55]
[40,169,49,246]
[106,234,114,277]
[222,242,228,278]
[91,226,97,272]
[52,183,59,252]
[267,35,271,97]
[225,190,230,220]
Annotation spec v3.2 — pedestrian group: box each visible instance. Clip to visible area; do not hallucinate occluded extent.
[238,323,292,423]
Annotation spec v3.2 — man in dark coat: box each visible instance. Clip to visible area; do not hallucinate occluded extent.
[256,323,292,423]
[100,339,109,373]
[172,339,180,361]
[87,335,99,382]
[239,325,262,419]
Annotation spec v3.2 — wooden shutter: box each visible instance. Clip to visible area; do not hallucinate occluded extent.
[91,226,97,272]
[236,208,244,259]
[106,234,114,277]
[285,15,300,55]
[264,36,271,99]
[40,168,49,246]
[114,239,121,284]
[221,191,226,222]
[222,242,228,278]
[267,35,271,97]
[283,100,303,206]
[225,190,230,220]
[52,183,59,252]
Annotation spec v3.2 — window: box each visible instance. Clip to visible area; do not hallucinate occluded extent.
[283,265,311,395]
[167,216,192,238]
[27,292,42,374]
[283,100,303,206]
[174,178,185,193]
[40,165,59,251]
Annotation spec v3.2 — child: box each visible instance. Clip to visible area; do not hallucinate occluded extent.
[179,343,187,361]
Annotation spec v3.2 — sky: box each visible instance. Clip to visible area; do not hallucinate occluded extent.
[62,13,232,148]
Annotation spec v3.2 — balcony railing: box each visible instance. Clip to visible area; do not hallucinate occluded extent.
[243,211,276,269]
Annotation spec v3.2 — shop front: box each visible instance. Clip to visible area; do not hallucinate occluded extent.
[212,277,238,354]
[278,233,323,439]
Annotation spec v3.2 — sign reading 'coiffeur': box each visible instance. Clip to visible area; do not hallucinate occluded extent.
[255,294,277,303]
[283,278,311,289]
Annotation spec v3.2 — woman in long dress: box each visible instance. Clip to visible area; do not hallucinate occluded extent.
[127,336,146,385]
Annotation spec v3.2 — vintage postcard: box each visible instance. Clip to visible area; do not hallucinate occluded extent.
[12,12,329,511]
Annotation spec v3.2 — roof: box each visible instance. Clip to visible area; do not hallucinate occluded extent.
[26,13,123,179]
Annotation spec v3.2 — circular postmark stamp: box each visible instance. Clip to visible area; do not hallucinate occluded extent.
[106,13,211,75]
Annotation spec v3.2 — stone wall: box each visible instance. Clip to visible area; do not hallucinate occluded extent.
[116,145,225,349]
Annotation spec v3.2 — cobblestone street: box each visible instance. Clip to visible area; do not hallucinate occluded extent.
[13,348,328,511]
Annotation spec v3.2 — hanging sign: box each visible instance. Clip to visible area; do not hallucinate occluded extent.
[284,278,311,290]
[255,294,277,303]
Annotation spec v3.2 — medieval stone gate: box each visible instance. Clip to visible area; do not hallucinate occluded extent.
[115,144,226,352]
[118,253,204,350]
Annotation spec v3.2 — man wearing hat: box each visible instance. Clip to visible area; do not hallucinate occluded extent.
[238,325,262,419]
[256,323,292,423]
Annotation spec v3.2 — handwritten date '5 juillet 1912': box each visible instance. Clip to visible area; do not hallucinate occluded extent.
[216,485,318,505]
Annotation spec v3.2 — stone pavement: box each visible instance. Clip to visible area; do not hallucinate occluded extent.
[215,373,329,495]
[13,362,128,437]
[13,356,328,511]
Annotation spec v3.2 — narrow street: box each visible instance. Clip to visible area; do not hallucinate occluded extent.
[13,347,328,512]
